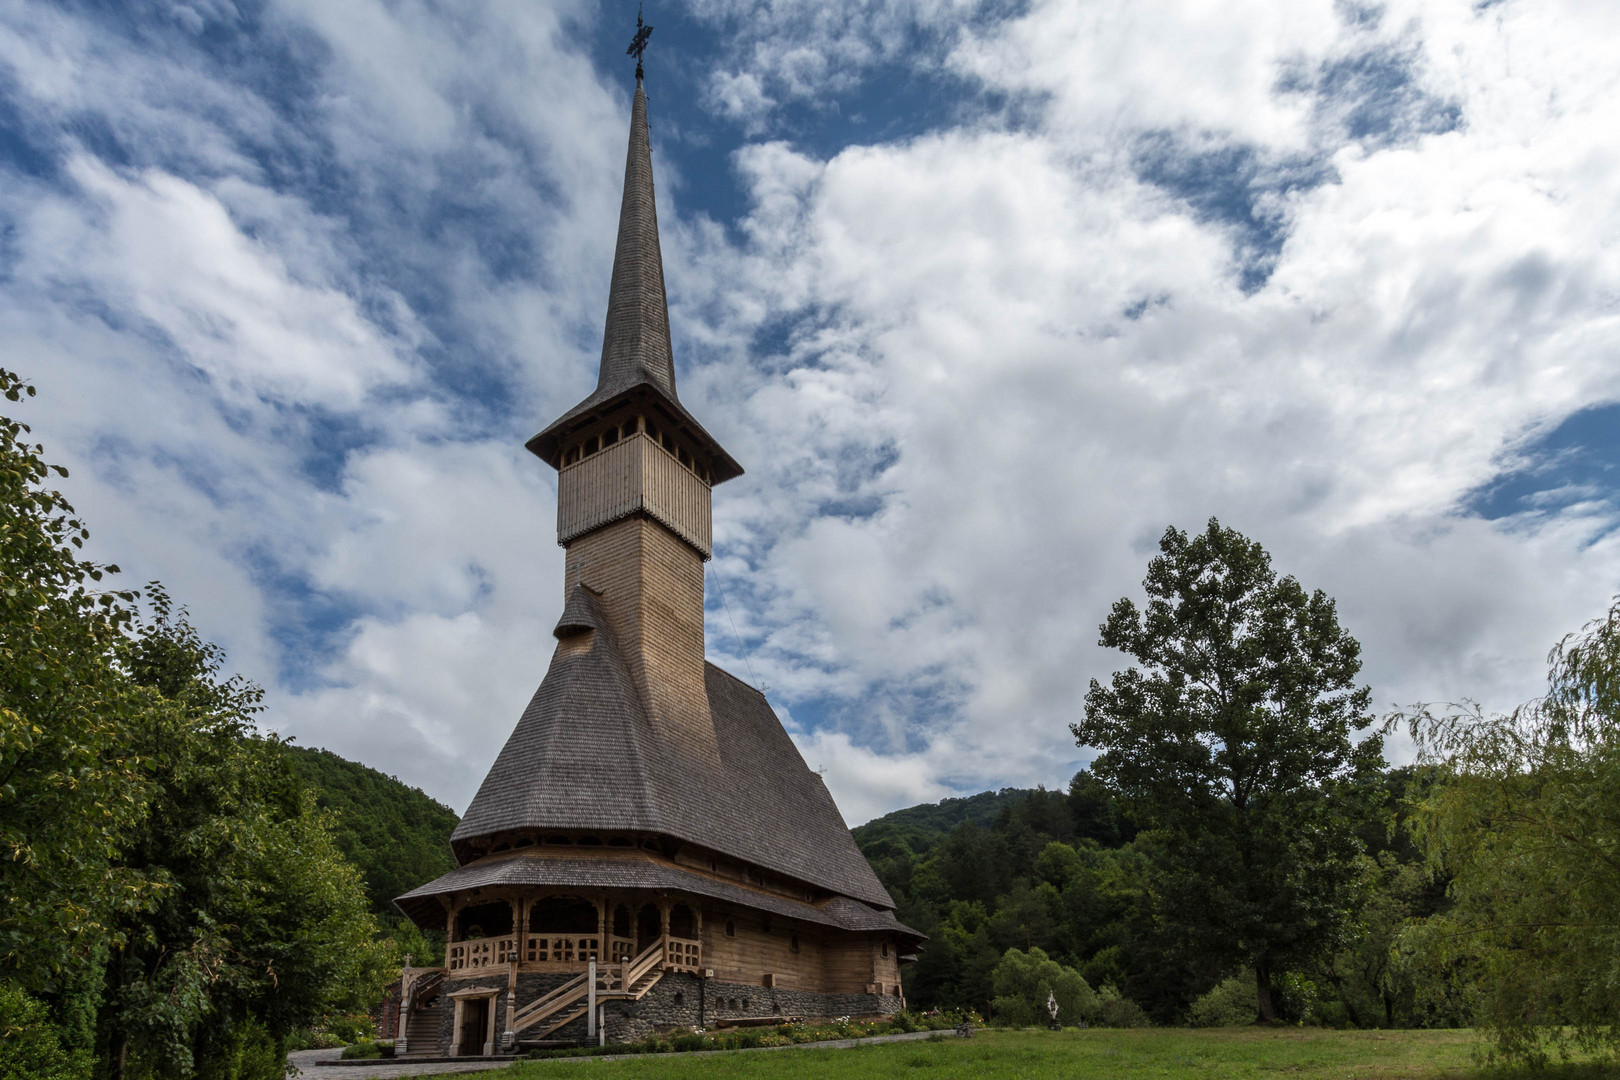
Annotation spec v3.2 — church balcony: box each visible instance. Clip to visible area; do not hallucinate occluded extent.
[444,931,702,981]
[446,937,516,972]
[444,894,703,981]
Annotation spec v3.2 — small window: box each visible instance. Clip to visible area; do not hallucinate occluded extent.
[584,436,599,455]
[790,933,800,953]
[661,431,673,451]
[603,428,618,446]
[678,447,691,467]
[724,919,735,938]
[761,918,772,935]
[577,835,603,846]
[881,941,890,957]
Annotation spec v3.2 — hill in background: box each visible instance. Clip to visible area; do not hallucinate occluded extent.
[281,744,459,925]
[852,788,1037,859]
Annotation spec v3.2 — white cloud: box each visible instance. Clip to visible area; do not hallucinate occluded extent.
[6,0,1620,830]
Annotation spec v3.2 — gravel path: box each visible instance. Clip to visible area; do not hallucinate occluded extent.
[285,1049,519,1078]
[287,1029,951,1078]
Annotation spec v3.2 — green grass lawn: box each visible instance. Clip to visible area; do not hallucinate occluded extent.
[429,1028,1612,1080]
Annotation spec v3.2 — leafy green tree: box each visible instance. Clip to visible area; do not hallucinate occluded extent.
[100,590,392,1079]
[989,946,1096,1027]
[0,371,391,1079]
[0,980,91,1080]
[1074,519,1383,1021]
[0,369,148,995]
[279,745,459,927]
[1401,598,1620,1063]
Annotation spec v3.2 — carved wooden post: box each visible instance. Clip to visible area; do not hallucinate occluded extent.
[587,958,597,1040]
[596,895,606,960]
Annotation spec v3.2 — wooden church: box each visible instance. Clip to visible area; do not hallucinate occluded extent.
[392,57,921,1057]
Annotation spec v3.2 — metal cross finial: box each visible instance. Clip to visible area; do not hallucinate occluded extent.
[627,6,653,82]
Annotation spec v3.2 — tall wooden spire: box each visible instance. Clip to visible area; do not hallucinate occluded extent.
[596,81,677,403]
[527,74,741,485]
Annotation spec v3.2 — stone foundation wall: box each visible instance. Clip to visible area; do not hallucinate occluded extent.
[589,973,901,1045]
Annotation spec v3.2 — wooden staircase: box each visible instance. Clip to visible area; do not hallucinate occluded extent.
[511,940,667,1040]
[398,969,445,1058]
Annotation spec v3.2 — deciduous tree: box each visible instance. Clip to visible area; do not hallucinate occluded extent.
[1074,519,1382,1021]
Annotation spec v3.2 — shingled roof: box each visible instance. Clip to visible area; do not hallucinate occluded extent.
[396,849,920,940]
[446,586,895,911]
[526,81,741,483]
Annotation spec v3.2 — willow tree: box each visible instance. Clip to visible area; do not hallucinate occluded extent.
[1402,599,1620,1064]
[1074,519,1383,1022]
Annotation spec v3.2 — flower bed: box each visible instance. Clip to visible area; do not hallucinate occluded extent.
[522,1010,983,1059]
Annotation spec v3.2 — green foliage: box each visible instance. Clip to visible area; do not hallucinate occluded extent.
[192,1015,283,1080]
[0,372,391,1079]
[1074,519,1384,1020]
[1093,983,1151,1028]
[0,980,91,1080]
[339,1040,384,1060]
[855,789,1035,858]
[99,590,394,1077]
[1400,597,1620,1064]
[279,745,458,925]
[1188,974,1256,1027]
[989,947,1096,1027]
[0,368,150,990]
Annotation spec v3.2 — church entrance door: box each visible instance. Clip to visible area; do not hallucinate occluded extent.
[457,997,488,1056]
[635,903,661,955]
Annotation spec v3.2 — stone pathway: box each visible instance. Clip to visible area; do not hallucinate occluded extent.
[287,1029,950,1078]
[286,1049,516,1078]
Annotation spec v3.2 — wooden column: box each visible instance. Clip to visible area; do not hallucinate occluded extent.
[449,998,465,1057]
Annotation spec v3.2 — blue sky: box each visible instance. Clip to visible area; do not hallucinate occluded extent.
[5,0,1619,823]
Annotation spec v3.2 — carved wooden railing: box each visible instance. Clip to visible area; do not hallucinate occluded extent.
[524,933,600,965]
[446,937,516,972]
[608,935,636,963]
[664,935,702,974]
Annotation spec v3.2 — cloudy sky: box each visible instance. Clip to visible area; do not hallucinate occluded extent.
[5,0,1618,824]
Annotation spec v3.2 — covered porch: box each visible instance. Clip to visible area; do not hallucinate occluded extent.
[442,891,703,979]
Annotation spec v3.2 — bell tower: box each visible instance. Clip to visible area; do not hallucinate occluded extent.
[526,73,742,760]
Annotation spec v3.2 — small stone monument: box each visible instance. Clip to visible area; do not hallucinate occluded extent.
[1046,990,1061,1031]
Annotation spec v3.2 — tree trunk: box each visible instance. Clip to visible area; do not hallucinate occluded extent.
[1255,962,1277,1023]
[112,1033,128,1080]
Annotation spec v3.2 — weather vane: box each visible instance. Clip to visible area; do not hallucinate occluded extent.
[627,6,653,82]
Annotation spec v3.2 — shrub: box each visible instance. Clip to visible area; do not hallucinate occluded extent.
[1093,984,1150,1028]
[1275,973,1319,1024]
[1188,975,1257,1027]
[196,1017,284,1080]
[339,1040,382,1060]
[990,947,1097,1027]
[0,982,90,1080]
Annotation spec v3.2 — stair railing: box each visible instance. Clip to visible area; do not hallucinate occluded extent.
[509,971,588,1034]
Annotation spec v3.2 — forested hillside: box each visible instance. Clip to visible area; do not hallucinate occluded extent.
[854,788,1040,858]
[859,770,1443,1027]
[280,745,459,925]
